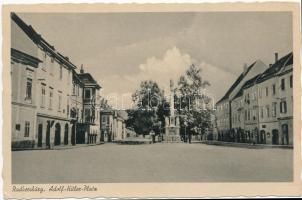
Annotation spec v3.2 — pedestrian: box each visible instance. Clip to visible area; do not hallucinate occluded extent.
[150,130,155,144]
[188,131,192,144]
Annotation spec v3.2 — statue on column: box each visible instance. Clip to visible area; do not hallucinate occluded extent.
[164,79,180,142]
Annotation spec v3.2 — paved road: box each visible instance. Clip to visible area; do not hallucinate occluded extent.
[12,143,293,183]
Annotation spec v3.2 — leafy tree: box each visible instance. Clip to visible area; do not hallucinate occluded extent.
[126,80,167,136]
[176,64,212,137]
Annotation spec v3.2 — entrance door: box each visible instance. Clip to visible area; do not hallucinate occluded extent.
[272,129,279,145]
[260,130,266,144]
[54,123,61,146]
[46,122,51,148]
[64,123,69,145]
[71,124,76,145]
[38,124,43,147]
[282,124,289,145]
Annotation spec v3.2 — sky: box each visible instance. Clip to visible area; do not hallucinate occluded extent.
[18,12,292,109]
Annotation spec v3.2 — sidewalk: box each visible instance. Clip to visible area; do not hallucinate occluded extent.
[12,142,105,151]
[114,138,152,145]
[197,140,293,149]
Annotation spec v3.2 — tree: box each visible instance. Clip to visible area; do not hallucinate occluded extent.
[126,80,167,136]
[176,64,212,138]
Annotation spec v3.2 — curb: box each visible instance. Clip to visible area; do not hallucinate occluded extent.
[12,142,105,151]
[200,141,293,149]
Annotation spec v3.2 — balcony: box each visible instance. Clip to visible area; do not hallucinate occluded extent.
[84,98,95,104]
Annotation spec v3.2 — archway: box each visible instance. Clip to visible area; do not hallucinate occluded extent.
[46,122,51,148]
[282,124,289,145]
[272,129,279,145]
[38,124,43,147]
[64,123,69,145]
[54,123,61,146]
[71,124,76,145]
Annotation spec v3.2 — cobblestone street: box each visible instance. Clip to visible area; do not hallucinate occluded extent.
[12,143,293,184]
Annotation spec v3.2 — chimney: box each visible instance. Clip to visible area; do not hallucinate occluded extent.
[80,64,84,74]
[274,52,278,63]
[243,63,248,73]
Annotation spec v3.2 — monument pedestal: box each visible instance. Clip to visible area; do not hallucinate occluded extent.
[164,116,180,143]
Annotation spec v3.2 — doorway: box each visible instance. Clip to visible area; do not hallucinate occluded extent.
[282,124,289,145]
[272,129,279,145]
[46,122,51,148]
[64,123,69,145]
[38,124,43,147]
[54,123,61,146]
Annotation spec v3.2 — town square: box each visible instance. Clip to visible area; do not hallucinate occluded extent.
[10,10,294,184]
[12,143,292,183]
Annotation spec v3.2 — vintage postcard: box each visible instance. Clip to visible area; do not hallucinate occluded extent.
[2,2,301,198]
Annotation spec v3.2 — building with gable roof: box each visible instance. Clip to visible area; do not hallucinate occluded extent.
[214,52,293,146]
[256,52,293,145]
[215,60,268,141]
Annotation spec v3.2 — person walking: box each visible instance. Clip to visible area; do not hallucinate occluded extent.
[150,130,156,144]
[188,131,192,144]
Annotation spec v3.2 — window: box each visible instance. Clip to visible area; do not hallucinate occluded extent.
[85,108,91,122]
[85,89,91,99]
[102,115,106,123]
[67,97,69,116]
[68,70,70,84]
[280,101,287,113]
[246,110,248,120]
[272,102,277,117]
[266,105,270,118]
[59,65,63,80]
[272,84,276,96]
[49,88,53,109]
[281,78,285,90]
[258,88,262,99]
[25,78,32,100]
[41,84,46,107]
[58,92,62,112]
[248,110,250,120]
[42,52,47,71]
[72,84,76,95]
[290,75,293,88]
[260,107,264,118]
[51,56,54,63]
[15,124,21,131]
[265,87,269,97]
[24,121,30,137]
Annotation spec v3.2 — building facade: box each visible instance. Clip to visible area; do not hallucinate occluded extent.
[78,67,102,144]
[69,70,84,145]
[276,63,293,145]
[215,60,268,141]
[100,109,127,142]
[214,52,293,146]
[11,13,103,149]
[11,48,41,149]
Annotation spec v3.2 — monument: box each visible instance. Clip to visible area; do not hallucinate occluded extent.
[164,80,180,142]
